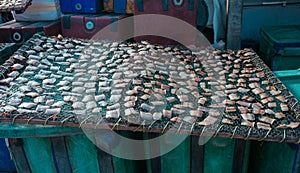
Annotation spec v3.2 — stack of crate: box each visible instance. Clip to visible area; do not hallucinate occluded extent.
[0,0,61,43]
[248,25,300,173]
[59,0,208,45]
[59,0,133,40]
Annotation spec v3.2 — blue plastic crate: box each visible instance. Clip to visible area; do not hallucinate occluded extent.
[60,0,103,13]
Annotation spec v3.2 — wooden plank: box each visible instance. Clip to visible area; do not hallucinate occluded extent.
[232,139,249,173]
[8,138,31,173]
[97,149,115,173]
[51,137,72,173]
[227,0,243,50]
[190,136,204,173]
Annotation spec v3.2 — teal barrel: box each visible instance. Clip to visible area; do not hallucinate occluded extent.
[259,25,300,71]
[248,69,300,173]
[145,134,250,173]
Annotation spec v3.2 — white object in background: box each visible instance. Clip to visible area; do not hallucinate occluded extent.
[13,0,61,22]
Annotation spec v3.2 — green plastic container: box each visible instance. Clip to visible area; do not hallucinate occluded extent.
[249,69,300,173]
[145,134,251,173]
[2,123,146,173]
[4,121,251,173]
[249,142,300,173]
[274,69,300,100]
[259,25,300,71]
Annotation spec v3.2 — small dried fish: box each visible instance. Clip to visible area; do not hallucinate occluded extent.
[45,108,61,116]
[228,94,240,101]
[198,116,218,126]
[163,110,172,118]
[106,109,120,119]
[19,102,36,109]
[241,120,255,127]
[3,105,17,113]
[140,112,153,121]
[12,64,24,70]
[82,95,94,102]
[8,98,22,106]
[26,92,39,98]
[153,112,162,120]
[280,103,289,112]
[125,108,138,116]
[36,105,50,112]
[275,112,285,119]
[256,122,271,130]
[86,101,97,110]
[64,96,77,102]
[43,78,56,85]
[52,101,65,107]
[72,102,85,109]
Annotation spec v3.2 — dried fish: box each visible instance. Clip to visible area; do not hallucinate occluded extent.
[72,102,85,109]
[241,113,255,121]
[17,109,37,114]
[198,116,218,126]
[252,88,264,95]
[141,112,153,121]
[237,101,251,108]
[226,107,236,113]
[280,103,289,112]
[86,101,97,110]
[57,80,70,86]
[276,95,286,102]
[270,90,281,96]
[265,109,275,115]
[3,105,17,113]
[82,95,94,102]
[256,122,271,130]
[19,102,36,109]
[15,77,28,83]
[7,71,20,78]
[275,112,285,119]
[190,110,202,117]
[45,108,61,116]
[43,78,56,85]
[26,92,39,98]
[241,120,255,127]
[72,87,85,93]
[64,96,77,102]
[163,110,172,118]
[125,108,138,116]
[19,86,31,93]
[36,105,50,112]
[12,64,24,70]
[8,98,22,106]
[106,109,120,119]
[228,94,240,101]
[287,122,299,129]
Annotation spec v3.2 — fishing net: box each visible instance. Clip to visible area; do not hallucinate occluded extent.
[0,33,299,143]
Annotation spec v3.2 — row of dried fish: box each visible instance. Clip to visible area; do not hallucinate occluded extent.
[0,34,298,134]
